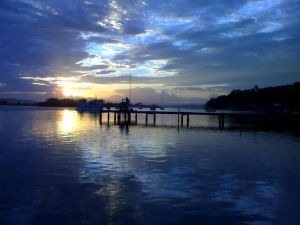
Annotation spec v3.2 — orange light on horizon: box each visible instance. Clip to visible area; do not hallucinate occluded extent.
[59,81,165,101]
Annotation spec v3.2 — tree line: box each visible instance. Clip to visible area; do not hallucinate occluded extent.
[205,82,300,111]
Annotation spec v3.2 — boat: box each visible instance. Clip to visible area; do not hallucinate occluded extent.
[76,99,104,112]
[135,103,143,109]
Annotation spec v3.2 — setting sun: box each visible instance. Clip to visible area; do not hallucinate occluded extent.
[62,88,83,98]
[63,88,78,97]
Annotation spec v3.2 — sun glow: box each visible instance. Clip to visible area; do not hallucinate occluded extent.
[63,88,82,97]
[58,81,163,100]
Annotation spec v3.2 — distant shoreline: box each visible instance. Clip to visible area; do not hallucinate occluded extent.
[0,98,205,109]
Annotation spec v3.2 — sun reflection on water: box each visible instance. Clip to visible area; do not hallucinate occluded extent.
[57,109,79,136]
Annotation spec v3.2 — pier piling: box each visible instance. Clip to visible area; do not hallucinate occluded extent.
[128,112,131,125]
[181,114,184,127]
[99,113,102,125]
[117,113,120,125]
[219,115,225,129]
[177,108,180,128]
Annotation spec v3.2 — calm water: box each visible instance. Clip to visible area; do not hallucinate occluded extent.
[1,106,300,225]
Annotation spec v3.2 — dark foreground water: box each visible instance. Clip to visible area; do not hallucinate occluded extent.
[1,106,300,225]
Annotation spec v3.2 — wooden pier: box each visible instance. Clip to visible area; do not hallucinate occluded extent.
[97,109,279,129]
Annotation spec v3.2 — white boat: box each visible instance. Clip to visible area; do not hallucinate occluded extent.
[76,99,104,112]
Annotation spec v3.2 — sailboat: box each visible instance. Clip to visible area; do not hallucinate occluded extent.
[160,90,165,110]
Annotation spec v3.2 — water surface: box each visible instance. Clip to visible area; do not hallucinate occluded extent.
[1,106,300,225]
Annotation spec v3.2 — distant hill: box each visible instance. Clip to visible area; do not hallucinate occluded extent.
[205,82,300,111]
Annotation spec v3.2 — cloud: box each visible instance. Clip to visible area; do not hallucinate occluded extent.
[0,0,299,101]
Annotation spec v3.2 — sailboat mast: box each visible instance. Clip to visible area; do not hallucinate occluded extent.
[129,72,132,105]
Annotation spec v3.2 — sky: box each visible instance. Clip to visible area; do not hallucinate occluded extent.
[0,0,299,104]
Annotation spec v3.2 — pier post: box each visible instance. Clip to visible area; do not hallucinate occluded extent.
[124,113,127,124]
[222,115,225,129]
[181,114,184,127]
[135,112,138,125]
[128,112,131,125]
[107,112,110,125]
[187,114,190,127]
[146,113,148,126]
[114,112,116,125]
[219,115,225,129]
[177,108,180,129]
[154,113,156,126]
[117,113,121,125]
[99,113,102,125]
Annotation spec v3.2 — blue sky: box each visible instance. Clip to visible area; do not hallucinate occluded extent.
[0,0,299,103]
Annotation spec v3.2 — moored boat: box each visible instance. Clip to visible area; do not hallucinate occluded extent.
[76,99,104,112]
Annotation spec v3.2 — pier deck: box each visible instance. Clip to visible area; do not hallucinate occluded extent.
[95,109,297,129]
